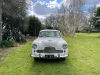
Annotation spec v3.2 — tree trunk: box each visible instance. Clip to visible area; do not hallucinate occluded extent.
[0,0,2,41]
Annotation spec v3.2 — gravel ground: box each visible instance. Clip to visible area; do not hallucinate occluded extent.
[0,47,17,62]
[0,36,35,63]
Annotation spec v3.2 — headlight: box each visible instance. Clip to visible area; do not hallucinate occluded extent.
[32,44,37,49]
[62,44,67,49]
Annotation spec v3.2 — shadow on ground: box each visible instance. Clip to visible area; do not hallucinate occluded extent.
[34,58,66,63]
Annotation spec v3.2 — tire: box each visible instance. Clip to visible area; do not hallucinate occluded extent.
[34,58,39,60]
[61,58,66,60]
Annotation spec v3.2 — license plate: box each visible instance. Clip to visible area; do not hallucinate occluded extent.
[45,55,54,59]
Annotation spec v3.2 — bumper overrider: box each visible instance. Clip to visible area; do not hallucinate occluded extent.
[31,49,68,59]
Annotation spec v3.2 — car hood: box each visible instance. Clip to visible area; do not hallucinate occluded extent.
[33,37,67,49]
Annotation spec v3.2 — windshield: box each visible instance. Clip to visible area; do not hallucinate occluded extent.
[39,31,61,37]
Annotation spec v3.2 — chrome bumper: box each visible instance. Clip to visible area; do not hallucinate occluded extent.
[31,53,68,58]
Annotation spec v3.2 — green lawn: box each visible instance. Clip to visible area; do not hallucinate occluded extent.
[0,33,100,75]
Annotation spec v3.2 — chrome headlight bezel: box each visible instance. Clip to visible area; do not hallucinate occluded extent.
[32,44,37,49]
[62,44,68,49]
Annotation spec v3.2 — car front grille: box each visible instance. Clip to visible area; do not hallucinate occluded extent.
[37,47,63,53]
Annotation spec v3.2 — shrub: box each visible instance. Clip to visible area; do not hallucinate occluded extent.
[0,40,16,48]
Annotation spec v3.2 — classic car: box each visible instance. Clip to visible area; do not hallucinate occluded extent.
[31,29,68,59]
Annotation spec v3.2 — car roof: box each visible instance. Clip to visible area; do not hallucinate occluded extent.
[40,29,60,32]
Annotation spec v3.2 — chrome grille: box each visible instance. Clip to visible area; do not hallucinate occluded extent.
[37,47,63,53]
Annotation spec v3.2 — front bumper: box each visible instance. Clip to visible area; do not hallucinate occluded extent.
[31,53,68,59]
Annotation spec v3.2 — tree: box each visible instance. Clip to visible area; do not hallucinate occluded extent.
[2,14,26,42]
[57,0,86,36]
[1,0,27,42]
[44,0,86,36]
[45,14,58,29]
[2,0,27,18]
[0,0,3,41]
[90,7,100,30]
[24,16,42,36]
[44,14,66,33]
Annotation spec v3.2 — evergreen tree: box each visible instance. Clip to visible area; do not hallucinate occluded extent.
[90,7,100,30]
[24,16,42,36]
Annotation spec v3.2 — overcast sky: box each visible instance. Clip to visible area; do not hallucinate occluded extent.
[26,0,100,20]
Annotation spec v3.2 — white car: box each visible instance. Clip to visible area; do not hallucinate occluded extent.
[31,29,68,59]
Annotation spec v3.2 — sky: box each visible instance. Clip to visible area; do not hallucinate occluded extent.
[27,0,62,20]
[26,0,100,20]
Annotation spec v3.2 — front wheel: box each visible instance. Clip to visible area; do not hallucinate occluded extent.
[34,58,39,61]
[61,58,66,60]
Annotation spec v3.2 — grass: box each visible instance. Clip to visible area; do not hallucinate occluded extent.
[0,33,100,75]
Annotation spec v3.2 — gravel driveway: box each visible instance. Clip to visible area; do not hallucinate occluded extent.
[0,47,17,62]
